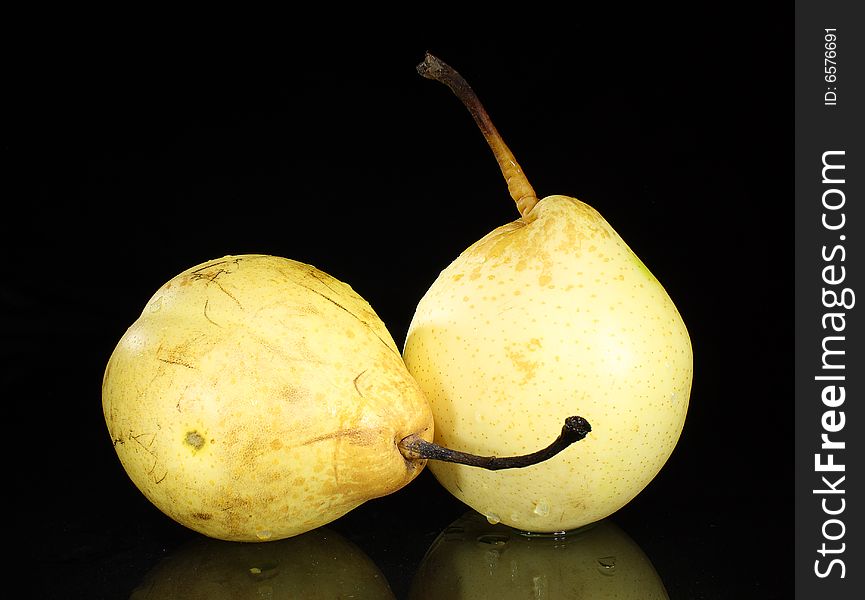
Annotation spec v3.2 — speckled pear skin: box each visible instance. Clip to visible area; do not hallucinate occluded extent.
[404,195,692,533]
[103,254,433,541]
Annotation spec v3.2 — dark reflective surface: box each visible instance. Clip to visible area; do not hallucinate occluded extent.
[12,11,791,599]
[25,463,790,598]
[409,512,668,599]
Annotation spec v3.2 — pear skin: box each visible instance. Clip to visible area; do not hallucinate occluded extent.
[103,254,433,541]
[404,195,692,533]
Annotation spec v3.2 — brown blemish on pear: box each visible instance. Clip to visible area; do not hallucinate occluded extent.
[185,430,205,451]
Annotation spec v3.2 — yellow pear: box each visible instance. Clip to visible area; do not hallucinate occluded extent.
[403,54,693,533]
[104,254,589,542]
[103,254,434,542]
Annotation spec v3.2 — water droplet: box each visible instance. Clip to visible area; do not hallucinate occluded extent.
[532,499,550,517]
[486,513,501,525]
[596,555,617,575]
[248,562,279,581]
[255,530,272,541]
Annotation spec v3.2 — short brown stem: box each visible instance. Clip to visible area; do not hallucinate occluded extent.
[417,52,540,221]
[398,416,591,471]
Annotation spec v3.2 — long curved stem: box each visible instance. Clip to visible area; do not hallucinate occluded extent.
[417,52,540,222]
[398,416,591,471]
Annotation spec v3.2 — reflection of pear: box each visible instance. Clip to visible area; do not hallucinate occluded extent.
[408,511,668,599]
[129,527,395,599]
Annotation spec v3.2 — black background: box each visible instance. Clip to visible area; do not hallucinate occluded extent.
[8,10,792,599]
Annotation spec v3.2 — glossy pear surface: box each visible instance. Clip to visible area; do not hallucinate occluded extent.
[103,254,432,541]
[409,511,669,599]
[404,195,692,533]
[130,527,396,599]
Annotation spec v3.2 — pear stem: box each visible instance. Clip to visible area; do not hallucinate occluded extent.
[398,416,591,471]
[417,52,540,222]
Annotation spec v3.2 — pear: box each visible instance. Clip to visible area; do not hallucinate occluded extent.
[403,54,693,533]
[103,254,434,541]
[103,254,591,542]
[409,511,669,599]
